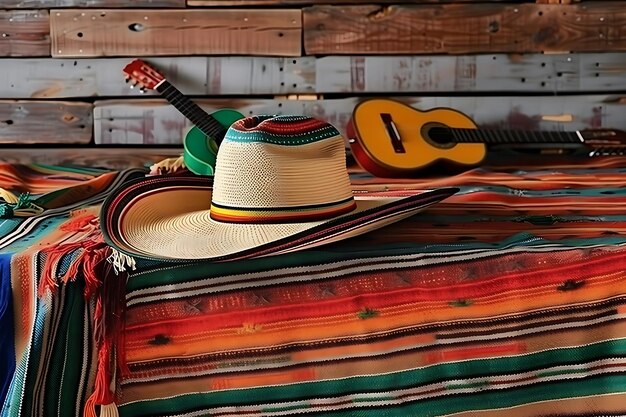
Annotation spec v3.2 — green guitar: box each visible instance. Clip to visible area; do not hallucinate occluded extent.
[123,59,244,175]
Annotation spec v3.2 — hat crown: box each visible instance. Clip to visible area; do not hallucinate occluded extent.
[210,115,356,223]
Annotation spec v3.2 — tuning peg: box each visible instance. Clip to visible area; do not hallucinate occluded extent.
[139,87,146,94]
[124,77,130,83]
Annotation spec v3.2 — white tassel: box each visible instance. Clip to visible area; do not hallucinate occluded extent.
[106,248,136,275]
[99,403,120,417]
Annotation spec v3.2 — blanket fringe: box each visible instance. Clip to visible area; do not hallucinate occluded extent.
[84,342,119,417]
[106,248,136,275]
[84,402,119,417]
[38,214,109,298]
[99,403,120,417]
[84,258,127,417]
[36,213,129,416]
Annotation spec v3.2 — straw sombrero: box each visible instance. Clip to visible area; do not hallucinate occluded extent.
[100,115,458,262]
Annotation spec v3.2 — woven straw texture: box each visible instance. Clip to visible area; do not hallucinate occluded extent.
[120,187,402,259]
[213,135,352,209]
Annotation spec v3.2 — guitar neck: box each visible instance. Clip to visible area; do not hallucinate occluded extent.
[155,80,226,142]
[431,126,585,146]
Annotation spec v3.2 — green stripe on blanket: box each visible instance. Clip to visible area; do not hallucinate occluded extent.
[119,338,626,416]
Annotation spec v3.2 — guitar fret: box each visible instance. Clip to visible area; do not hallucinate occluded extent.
[478,129,488,143]
[468,129,479,143]
[498,130,507,144]
[564,130,579,143]
[486,129,497,144]
[548,131,558,143]
[519,130,528,144]
[446,128,457,142]
[522,130,534,143]
[446,127,459,142]
[553,131,565,143]
[446,127,458,143]
[471,129,483,143]
[496,130,506,144]
[487,130,496,144]
[535,130,544,143]
[454,129,465,143]
[460,129,472,143]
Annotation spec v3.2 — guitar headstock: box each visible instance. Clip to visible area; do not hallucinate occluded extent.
[581,129,626,156]
[122,59,165,93]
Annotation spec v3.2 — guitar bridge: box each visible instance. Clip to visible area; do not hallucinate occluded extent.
[381,113,405,154]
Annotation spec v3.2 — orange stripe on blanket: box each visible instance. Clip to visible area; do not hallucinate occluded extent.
[124,274,626,362]
[125,250,626,340]
[424,342,527,365]
[125,247,608,327]
[290,332,437,362]
[210,368,316,390]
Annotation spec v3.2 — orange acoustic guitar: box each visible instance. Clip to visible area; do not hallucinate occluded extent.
[346,98,626,178]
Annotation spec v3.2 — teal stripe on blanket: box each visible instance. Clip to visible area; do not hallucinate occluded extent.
[305,374,626,417]
[118,338,626,417]
[126,231,626,292]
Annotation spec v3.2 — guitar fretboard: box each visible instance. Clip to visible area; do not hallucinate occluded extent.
[429,127,584,145]
[156,80,227,142]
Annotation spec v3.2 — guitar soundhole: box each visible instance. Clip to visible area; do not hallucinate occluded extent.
[423,123,456,149]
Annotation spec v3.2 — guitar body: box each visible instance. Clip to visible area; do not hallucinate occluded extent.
[347,99,487,178]
[183,109,245,176]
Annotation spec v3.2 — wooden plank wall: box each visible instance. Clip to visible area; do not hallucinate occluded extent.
[0,0,625,168]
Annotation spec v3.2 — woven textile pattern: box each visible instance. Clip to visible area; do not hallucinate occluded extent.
[2,158,626,416]
[0,164,146,417]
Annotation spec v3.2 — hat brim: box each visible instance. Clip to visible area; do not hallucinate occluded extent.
[101,175,459,262]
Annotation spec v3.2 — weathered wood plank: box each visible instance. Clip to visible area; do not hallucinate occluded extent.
[0,56,314,98]
[0,147,180,169]
[189,0,516,5]
[2,53,624,98]
[50,9,302,57]
[0,10,50,57]
[93,95,626,145]
[1,0,185,7]
[303,3,626,55]
[0,101,92,144]
[93,98,362,145]
[315,53,626,93]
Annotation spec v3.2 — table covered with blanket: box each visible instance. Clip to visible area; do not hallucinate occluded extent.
[1,158,626,417]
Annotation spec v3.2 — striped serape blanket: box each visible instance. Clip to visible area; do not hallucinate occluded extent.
[0,163,145,417]
[2,158,626,416]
